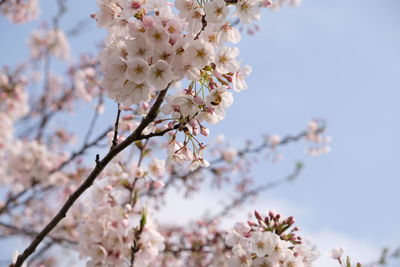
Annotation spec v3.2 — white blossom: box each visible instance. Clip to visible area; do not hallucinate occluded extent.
[233,65,252,92]
[109,80,150,105]
[126,35,153,60]
[126,58,149,83]
[215,46,240,74]
[236,0,262,24]
[147,60,173,90]
[204,0,229,24]
[186,39,214,69]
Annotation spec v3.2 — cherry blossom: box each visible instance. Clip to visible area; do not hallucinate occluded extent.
[0,0,39,23]
[0,1,342,267]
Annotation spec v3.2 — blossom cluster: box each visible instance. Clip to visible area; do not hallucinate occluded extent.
[70,55,102,102]
[225,211,318,266]
[75,162,165,266]
[3,140,67,190]
[0,1,341,267]
[29,28,70,61]
[0,0,39,23]
[305,119,331,156]
[94,0,268,168]
[0,68,29,149]
[154,221,230,266]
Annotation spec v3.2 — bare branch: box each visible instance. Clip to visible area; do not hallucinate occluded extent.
[139,123,180,140]
[82,94,103,145]
[0,189,29,215]
[27,242,53,266]
[207,162,303,223]
[111,103,121,149]
[52,126,112,173]
[0,221,76,246]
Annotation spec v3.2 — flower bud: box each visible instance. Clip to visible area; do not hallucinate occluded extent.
[200,126,209,136]
[152,180,165,190]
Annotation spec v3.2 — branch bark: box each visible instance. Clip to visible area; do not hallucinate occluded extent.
[12,86,170,267]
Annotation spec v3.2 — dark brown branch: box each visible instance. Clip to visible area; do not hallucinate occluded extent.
[111,103,121,149]
[139,123,180,140]
[12,86,170,267]
[1,110,109,217]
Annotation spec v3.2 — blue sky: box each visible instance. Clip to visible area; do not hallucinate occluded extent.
[1,0,400,265]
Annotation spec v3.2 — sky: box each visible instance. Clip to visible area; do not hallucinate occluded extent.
[1,0,400,266]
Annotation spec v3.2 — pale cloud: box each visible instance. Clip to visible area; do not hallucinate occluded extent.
[304,228,380,267]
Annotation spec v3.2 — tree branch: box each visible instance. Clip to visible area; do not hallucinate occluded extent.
[51,126,112,173]
[111,103,121,149]
[207,162,303,222]
[82,94,103,145]
[143,125,324,198]
[12,86,170,267]
[139,123,180,140]
[0,189,29,215]
[0,221,76,246]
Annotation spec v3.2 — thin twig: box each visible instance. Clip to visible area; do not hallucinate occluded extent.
[139,123,180,140]
[0,221,76,245]
[111,103,121,149]
[207,162,303,222]
[35,53,51,141]
[130,210,147,266]
[82,94,103,145]
[0,189,29,215]
[27,242,53,266]
[51,126,112,173]
[143,126,324,198]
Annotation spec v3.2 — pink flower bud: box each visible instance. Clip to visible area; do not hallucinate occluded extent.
[123,114,134,120]
[140,102,150,111]
[152,180,165,190]
[268,210,275,218]
[261,0,273,7]
[254,210,263,221]
[200,126,209,136]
